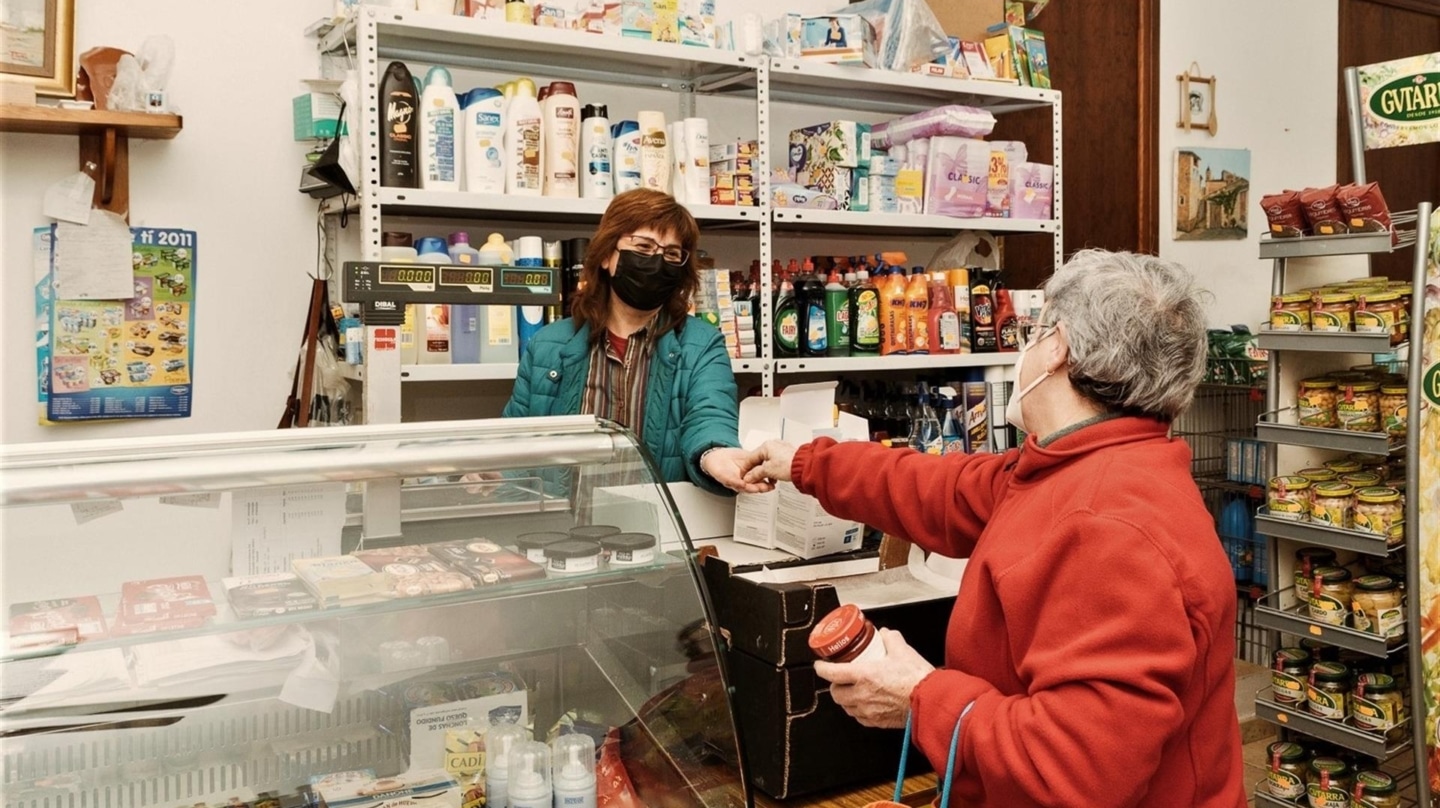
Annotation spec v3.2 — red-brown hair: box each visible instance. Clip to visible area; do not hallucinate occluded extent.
[571,189,700,343]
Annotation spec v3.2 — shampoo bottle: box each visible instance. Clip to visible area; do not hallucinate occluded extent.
[379,61,418,188]
[905,266,930,355]
[849,269,880,354]
[580,104,613,199]
[552,735,597,808]
[506,78,544,196]
[478,233,519,363]
[420,66,461,192]
[637,110,671,193]
[486,725,529,808]
[824,268,850,357]
[506,741,552,808]
[611,120,642,193]
[463,87,506,194]
[543,81,581,198]
[416,236,452,365]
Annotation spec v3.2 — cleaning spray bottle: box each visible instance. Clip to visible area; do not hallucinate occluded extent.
[478,233,518,363]
[463,87,506,194]
[825,267,850,357]
[506,741,552,808]
[506,78,543,196]
[486,724,529,808]
[552,734,597,808]
[420,66,460,192]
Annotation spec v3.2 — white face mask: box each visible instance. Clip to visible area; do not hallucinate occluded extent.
[1005,327,1057,435]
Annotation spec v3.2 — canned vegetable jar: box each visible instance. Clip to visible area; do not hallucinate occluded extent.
[1306,757,1354,808]
[1308,566,1353,626]
[1272,647,1312,705]
[1306,663,1352,720]
[1354,291,1406,344]
[1379,384,1407,439]
[1327,458,1365,475]
[1310,482,1356,528]
[1270,476,1313,523]
[1350,673,1405,737]
[1336,381,1381,432]
[1351,575,1404,640]
[1298,378,1339,428]
[1294,547,1337,599]
[1339,471,1383,489]
[1354,487,1404,546]
[1266,741,1310,799]
[1312,292,1356,332]
[1298,467,1338,483]
[1271,293,1312,331]
[1353,770,1400,808]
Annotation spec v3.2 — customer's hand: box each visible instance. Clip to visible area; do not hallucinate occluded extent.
[460,471,503,495]
[739,439,798,491]
[700,447,772,494]
[815,629,935,729]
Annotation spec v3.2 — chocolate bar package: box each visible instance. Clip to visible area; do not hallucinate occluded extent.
[427,539,546,586]
[222,572,319,619]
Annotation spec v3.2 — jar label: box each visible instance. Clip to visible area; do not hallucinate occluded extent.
[1337,401,1380,432]
[1271,670,1307,703]
[1313,311,1350,332]
[1307,685,1346,718]
[1270,496,1308,520]
[1266,768,1305,799]
[1354,309,1390,333]
[1383,405,1407,437]
[1311,500,1351,527]
[1309,593,1350,625]
[1379,606,1404,639]
[1270,310,1307,331]
[1307,783,1351,808]
[1351,693,1398,731]
[1298,399,1336,428]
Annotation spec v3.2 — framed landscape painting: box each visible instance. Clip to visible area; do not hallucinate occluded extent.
[0,0,75,97]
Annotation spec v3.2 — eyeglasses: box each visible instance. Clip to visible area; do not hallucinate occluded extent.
[1024,322,1058,348]
[622,234,689,265]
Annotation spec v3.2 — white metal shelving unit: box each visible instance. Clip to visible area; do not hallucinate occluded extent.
[317,9,1061,420]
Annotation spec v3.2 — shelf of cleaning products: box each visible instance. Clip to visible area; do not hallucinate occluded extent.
[1254,510,1401,558]
[1255,414,1399,455]
[771,208,1058,236]
[1258,231,1407,260]
[1253,596,1404,659]
[1254,689,1413,761]
[350,188,762,226]
[1255,330,1397,354]
[325,9,759,88]
[775,354,1019,374]
[764,59,1059,116]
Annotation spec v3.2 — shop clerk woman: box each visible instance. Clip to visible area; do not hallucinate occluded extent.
[501,189,758,495]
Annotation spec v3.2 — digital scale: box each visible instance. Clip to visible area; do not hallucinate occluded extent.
[343,261,560,325]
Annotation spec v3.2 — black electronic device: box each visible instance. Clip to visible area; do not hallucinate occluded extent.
[343,262,560,324]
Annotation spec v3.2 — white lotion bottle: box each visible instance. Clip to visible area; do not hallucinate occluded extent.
[420,66,461,192]
[611,120,642,193]
[668,120,687,203]
[637,110,670,194]
[463,87,506,194]
[552,734,597,808]
[580,103,613,200]
[505,740,552,808]
[486,724,530,808]
[543,81,580,198]
[506,78,544,196]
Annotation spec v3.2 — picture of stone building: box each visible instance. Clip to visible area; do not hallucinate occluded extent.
[1175,148,1250,240]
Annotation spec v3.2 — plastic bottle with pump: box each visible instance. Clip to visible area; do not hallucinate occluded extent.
[580,104,613,199]
[773,274,799,358]
[486,725,529,808]
[906,266,930,355]
[824,268,850,357]
[463,87,506,194]
[879,265,909,355]
[505,78,543,196]
[552,734,597,808]
[928,271,961,354]
[849,269,880,354]
[477,233,519,363]
[797,260,827,357]
[419,67,461,192]
[506,740,552,808]
[543,81,580,198]
[515,236,546,356]
[379,61,418,188]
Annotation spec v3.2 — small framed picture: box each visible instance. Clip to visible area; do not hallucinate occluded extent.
[0,0,76,97]
[1176,63,1217,136]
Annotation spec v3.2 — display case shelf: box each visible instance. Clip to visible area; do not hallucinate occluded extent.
[1253,595,1404,658]
[1259,231,1406,260]
[1254,510,1400,557]
[1254,689,1412,760]
[771,207,1057,236]
[1256,413,1398,454]
[1256,330,1397,354]
[774,353,1018,374]
[764,58,1057,115]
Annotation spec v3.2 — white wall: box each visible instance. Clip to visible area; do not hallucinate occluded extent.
[1159,0,1363,328]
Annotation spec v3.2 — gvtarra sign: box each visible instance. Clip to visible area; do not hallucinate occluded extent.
[1358,52,1440,149]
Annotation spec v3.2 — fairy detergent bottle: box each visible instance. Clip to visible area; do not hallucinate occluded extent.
[773,276,799,357]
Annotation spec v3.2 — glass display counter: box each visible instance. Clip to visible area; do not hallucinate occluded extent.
[0,415,747,808]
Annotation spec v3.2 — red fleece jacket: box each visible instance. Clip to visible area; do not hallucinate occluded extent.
[791,416,1245,808]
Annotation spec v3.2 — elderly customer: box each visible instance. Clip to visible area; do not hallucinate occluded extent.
[740,250,1245,807]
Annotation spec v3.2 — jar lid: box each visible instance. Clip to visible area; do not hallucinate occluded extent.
[1311,566,1352,584]
[1349,452,1387,463]
[1357,290,1402,303]
[568,525,621,541]
[543,540,600,560]
[1325,460,1363,474]
[1312,482,1356,498]
[1354,574,1397,592]
[1267,741,1307,763]
[1326,370,1371,382]
[1356,672,1397,693]
[1342,381,1381,393]
[1297,468,1337,482]
[1381,384,1408,395]
[1316,292,1356,303]
[515,531,569,550]
[1300,377,1338,389]
[1295,547,1337,562]
[1275,647,1311,667]
[1355,770,1397,794]
[1387,282,1413,292]
[1356,486,1402,504]
[1311,661,1351,682]
[809,604,867,659]
[600,532,657,551]
[1309,757,1350,777]
[1270,475,1312,491]
[1275,292,1312,303]
[1340,472,1383,487]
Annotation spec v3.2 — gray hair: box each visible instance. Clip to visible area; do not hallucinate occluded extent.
[1042,249,1210,421]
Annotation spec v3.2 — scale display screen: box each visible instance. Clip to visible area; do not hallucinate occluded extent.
[439,267,494,290]
[343,262,558,319]
[378,266,436,286]
[501,268,554,292]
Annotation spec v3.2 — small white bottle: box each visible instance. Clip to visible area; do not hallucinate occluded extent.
[420,66,461,192]
[486,724,530,808]
[542,81,580,199]
[552,734,597,808]
[477,233,519,363]
[505,740,552,808]
[463,87,506,194]
[637,110,670,194]
[580,104,613,200]
[506,78,544,196]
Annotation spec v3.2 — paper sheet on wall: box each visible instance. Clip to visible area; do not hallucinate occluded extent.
[230,483,346,576]
[55,211,134,299]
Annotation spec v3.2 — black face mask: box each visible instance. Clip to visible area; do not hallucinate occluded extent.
[610,249,685,311]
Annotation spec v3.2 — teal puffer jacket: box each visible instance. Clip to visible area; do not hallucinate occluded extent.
[502,317,740,496]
